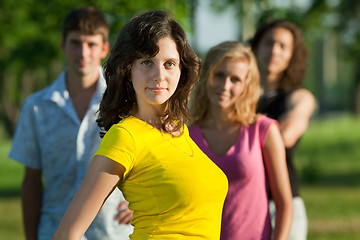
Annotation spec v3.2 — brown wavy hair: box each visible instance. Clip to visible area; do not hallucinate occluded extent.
[249,19,308,91]
[190,41,260,126]
[97,10,201,135]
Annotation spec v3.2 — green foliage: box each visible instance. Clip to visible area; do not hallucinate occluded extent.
[0,0,195,138]
[304,0,360,61]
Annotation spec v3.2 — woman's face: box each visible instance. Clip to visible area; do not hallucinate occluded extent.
[256,27,294,79]
[131,37,181,114]
[207,58,249,110]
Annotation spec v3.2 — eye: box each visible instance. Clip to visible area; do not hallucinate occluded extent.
[280,43,290,50]
[231,76,245,83]
[214,72,224,78]
[230,77,241,83]
[141,60,151,66]
[265,40,274,47]
[165,61,176,68]
[70,40,81,47]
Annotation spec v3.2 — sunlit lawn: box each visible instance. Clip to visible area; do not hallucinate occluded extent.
[0,134,23,240]
[0,114,359,239]
[295,114,360,239]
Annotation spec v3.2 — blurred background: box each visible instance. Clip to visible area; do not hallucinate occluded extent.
[1,0,359,239]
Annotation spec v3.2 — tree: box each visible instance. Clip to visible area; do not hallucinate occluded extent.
[207,0,360,114]
[304,0,360,114]
[0,0,194,138]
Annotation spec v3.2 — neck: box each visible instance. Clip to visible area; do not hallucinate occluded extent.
[65,70,100,121]
[202,105,239,130]
[134,105,166,129]
[66,70,99,95]
[260,70,281,91]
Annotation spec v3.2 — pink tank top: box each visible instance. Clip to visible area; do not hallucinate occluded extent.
[189,115,276,240]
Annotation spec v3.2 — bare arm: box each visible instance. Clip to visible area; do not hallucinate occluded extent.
[52,156,125,240]
[279,88,316,148]
[263,123,293,240]
[22,167,43,240]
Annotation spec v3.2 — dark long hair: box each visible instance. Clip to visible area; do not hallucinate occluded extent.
[97,10,201,135]
[249,19,308,91]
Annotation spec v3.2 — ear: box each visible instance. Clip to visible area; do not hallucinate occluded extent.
[101,41,110,59]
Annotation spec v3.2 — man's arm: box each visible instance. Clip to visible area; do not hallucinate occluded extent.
[21,167,43,240]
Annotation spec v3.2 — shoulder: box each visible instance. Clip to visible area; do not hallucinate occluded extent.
[254,115,279,148]
[19,86,53,113]
[101,120,136,151]
[285,88,316,116]
[263,122,283,148]
[105,117,156,142]
[119,117,155,133]
[187,123,199,133]
[255,115,278,130]
[106,118,136,138]
[21,73,65,111]
[288,88,316,106]
[187,123,201,140]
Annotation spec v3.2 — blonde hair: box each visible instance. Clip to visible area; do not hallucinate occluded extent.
[190,41,260,126]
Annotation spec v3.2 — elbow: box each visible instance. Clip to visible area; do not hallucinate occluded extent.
[52,230,65,240]
[282,136,297,148]
[276,194,293,213]
[281,127,307,148]
[52,227,82,240]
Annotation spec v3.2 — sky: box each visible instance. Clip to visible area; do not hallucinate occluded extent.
[192,0,313,55]
[192,0,240,54]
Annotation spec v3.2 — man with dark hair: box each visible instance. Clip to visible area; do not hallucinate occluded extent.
[9,7,133,240]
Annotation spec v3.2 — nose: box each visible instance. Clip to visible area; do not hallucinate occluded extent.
[217,76,231,91]
[224,77,233,90]
[153,64,165,82]
[79,43,90,57]
[271,43,281,56]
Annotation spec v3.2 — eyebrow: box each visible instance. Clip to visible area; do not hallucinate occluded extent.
[166,57,180,63]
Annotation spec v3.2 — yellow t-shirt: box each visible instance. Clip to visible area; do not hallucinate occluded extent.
[95,116,228,240]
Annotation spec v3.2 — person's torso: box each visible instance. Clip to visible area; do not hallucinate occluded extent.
[257,90,301,197]
[9,70,133,240]
[95,117,228,239]
[189,116,274,240]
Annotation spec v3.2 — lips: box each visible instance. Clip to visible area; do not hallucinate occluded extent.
[77,60,87,67]
[215,92,230,100]
[267,56,279,65]
[147,87,167,93]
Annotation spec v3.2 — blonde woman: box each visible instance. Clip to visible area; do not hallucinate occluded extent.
[189,41,292,240]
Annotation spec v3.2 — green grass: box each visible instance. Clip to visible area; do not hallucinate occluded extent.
[0,133,24,240]
[0,114,359,239]
[295,114,360,239]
